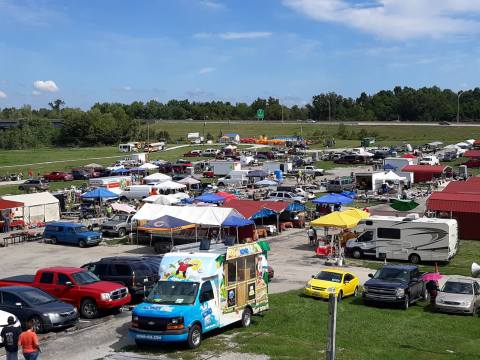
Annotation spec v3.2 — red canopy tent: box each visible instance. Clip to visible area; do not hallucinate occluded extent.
[401,153,416,159]
[0,199,24,210]
[463,150,480,158]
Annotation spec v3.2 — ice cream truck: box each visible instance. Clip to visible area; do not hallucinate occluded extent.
[129,242,269,348]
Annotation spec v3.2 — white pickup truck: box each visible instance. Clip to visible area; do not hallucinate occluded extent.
[419,155,440,166]
[296,166,325,176]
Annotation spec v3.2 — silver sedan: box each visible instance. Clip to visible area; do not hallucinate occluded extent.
[435,278,480,315]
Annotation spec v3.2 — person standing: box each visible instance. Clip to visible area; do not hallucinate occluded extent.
[3,210,11,233]
[18,320,40,360]
[1,316,21,360]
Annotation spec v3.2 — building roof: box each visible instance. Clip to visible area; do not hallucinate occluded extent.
[427,192,480,213]
[401,165,447,174]
[463,150,480,158]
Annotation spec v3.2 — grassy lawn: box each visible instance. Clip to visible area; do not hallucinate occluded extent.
[125,290,480,360]
[346,240,479,276]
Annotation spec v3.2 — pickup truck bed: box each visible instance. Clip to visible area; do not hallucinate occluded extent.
[0,275,35,284]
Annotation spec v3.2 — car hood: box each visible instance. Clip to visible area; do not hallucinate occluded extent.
[133,302,192,318]
[31,300,75,313]
[437,292,474,303]
[309,279,342,289]
[365,279,408,289]
[78,281,126,292]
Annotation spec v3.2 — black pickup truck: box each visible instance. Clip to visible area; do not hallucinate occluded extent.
[362,265,427,310]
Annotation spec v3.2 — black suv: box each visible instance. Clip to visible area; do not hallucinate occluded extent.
[81,256,161,300]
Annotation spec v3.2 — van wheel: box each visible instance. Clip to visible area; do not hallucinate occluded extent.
[81,299,99,318]
[409,254,421,264]
[118,228,126,237]
[352,248,362,259]
[50,236,57,245]
[187,324,202,349]
[79,240,86,248]
[241,307,252,327]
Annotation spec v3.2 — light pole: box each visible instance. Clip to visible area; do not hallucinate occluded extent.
[457,91,464,124]
[326,99,331,121]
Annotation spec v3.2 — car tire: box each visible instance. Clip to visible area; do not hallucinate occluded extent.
[81,299,99,319]
[241,307,252,328]
[30,316,44,334]
[50,236,57,245]
[337,291,343,302]
[409,254,421,264]
[352,248,362,259]
[353,286,359,297]
[218,183,225,187]
[118,228,126,238]
[187,323,202,349]
[422,287,429,301]
[79,240,86,248]
[402,295,410,310]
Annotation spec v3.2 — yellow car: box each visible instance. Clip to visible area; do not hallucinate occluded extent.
[304,269,360,300]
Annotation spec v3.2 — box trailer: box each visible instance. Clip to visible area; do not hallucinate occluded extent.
[345,215,458,263]
[209,160,241,176]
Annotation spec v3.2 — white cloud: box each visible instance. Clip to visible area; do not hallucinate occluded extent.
[193,31,272,40]
[198,67,216,75]
[199,0,225,10]
[33,80,59,92]
[112,85,133,92]
[32,90,42,96]
[282,0,480,40]
[0,90,6,99]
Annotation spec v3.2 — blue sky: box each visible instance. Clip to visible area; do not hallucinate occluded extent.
[0,0,479,108]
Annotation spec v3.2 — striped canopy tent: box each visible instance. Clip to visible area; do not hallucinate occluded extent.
[138,215,197,247]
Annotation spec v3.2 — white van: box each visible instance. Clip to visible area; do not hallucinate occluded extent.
[345,215,458,263]
[217,170,250,187]
[120,185,152,200]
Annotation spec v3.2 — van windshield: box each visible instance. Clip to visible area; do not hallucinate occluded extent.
[146,281,199,305]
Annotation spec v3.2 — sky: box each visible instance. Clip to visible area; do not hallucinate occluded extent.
[0,0,480,109]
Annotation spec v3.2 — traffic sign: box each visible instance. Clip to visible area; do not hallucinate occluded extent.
[256,108,265,120]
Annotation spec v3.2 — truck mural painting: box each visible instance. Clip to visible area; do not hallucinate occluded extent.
[129,242,269,348]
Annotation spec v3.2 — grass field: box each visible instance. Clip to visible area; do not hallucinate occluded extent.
[149,122,480,147]
[126,290,480,360]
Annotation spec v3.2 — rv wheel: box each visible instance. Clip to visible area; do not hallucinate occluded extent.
[352,249,362,259]
[241,307,252,327]
[409,254,421,264]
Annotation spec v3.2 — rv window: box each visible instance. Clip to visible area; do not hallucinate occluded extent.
[245,256,256,280]
[227,261,237,284]
[377,228,401,239]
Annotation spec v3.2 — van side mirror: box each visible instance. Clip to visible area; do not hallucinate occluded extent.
[15,302,22,308]
[368,273,373,278]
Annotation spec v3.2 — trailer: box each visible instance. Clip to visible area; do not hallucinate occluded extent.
[345,215,458,263]
[209,160,241,176]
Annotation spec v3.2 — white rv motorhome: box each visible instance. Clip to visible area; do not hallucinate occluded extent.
[345,215,458,264]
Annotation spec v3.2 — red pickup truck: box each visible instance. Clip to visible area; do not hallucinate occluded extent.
[0,267,131,319]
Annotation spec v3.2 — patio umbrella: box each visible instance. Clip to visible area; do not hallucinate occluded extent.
[310,211,359,229]
[341,208,370,220]
[312,193,354,205]
[422,273,443,281]
[390,199,419,211]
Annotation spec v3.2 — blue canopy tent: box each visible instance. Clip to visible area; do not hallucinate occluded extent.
[111,168,130,175]
[221,214,255,244]
[81,188,119,201]
[286,202,306,212]
[312,193,353,206]
[138,215,197,247]
[340,191,357,199]
[194,193,225,204]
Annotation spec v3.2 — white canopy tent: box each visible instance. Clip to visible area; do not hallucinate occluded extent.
[144,172,172,183]
[133,204,243,226]
[139,163,159,170]
[381,171,406,182]
[3,192,60,224]
[143,193,190,205]
[153,181,187,191]
[177,177,200,186]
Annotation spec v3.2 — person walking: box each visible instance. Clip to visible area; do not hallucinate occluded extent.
[307,226,316,246]
[18,320,40,360]
[1,316,21,360]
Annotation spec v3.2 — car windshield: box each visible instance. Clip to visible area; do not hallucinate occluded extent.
[146,281,199,305]
[373,268,410,283]
[315,271,342,283]
[21,289,56,305]
[75,226,89,233]
[442,282,473,295]
[72,271,100,285]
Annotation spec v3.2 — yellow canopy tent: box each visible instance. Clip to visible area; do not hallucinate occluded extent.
[341,208,370,220]
[310,211,359,229]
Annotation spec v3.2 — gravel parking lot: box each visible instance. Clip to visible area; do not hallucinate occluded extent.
[0,231,373,360]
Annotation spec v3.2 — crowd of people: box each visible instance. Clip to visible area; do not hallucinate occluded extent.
[1,318,41,360]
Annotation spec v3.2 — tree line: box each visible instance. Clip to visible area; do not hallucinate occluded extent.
[1,86,480,149]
